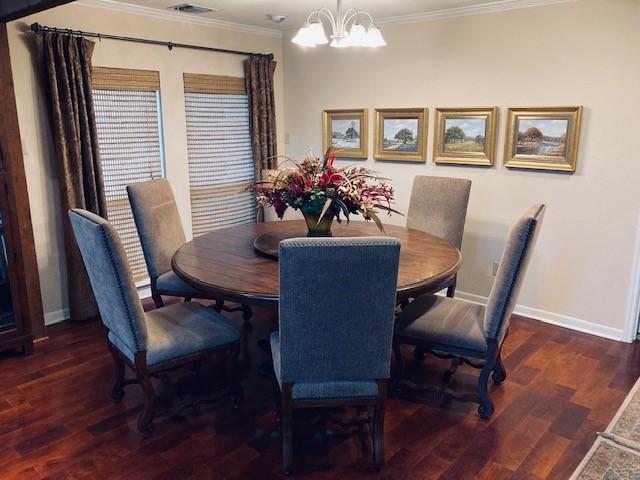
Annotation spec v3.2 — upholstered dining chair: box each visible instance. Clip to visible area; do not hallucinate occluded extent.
[407,176,471,298]
[271,237,401,474]
[127,178,220,309]
[394,204,545,418]
[68,209,243,437]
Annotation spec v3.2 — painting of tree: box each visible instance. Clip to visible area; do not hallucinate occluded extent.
[445,126,466,143]
[394,128,415,144]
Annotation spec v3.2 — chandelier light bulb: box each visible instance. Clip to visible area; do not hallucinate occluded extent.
[365,25,386,47]
[347,23,367,47]
[291,23,317,47]
[308,20,329,45]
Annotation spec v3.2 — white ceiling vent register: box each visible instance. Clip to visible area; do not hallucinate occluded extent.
[170,4,215,15]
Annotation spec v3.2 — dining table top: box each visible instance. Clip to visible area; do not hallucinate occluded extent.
[172,220,462,306]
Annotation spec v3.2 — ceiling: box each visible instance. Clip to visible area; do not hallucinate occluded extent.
[104,0,510,31]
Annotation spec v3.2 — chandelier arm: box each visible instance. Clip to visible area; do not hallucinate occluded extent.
[358,10,375,25]
[317,7,337,35]
[305,10,319,24]
[342,8,359,32]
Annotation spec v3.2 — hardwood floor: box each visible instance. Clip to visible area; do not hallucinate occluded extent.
[0,300,638,479]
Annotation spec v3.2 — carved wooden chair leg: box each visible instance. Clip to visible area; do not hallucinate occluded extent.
[226,345,243,408]
[281,383,294,475]
[134,352,155,437]
[442,357,462,384]
[372,380,387,471]
[151,293,164,308]
[239,308,253,371]
[492,352,507,385]
[372,405,385,470]
[476,362,495,419]
[109,345,126,404]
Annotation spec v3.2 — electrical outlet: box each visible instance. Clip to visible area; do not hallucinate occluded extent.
[492,261,500,276]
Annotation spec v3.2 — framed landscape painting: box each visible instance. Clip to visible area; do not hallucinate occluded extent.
[504,107,583,172]
[433,107,497,166]
[374,108,427,162]
[322,109,368,158]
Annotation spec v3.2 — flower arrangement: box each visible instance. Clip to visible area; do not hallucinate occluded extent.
[248,149,400,236]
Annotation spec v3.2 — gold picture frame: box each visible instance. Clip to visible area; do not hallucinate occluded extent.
[322,109,368,158]
[374,108,427,162]
[504,107,583,172]
[433,107,497,166]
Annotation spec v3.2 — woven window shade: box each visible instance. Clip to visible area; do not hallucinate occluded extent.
[93,74,164,282]
[93,67,160,92]
[183,73,245,95]
[184,74,255,236]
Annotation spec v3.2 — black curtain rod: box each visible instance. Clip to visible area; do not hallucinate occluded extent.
[30,22,273,58]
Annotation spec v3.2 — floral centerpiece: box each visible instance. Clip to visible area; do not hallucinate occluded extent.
[248,149,400,237]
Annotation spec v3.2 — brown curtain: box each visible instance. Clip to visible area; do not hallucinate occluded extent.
[40,33,107,322]
[244,54,278,178]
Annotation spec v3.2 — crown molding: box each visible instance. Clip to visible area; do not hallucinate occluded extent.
[74,0,283,38]
[376,0,578,25]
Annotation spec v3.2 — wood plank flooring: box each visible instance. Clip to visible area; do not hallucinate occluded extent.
[0,299,638,479]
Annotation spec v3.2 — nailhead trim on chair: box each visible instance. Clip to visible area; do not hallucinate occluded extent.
[489,205,544,342]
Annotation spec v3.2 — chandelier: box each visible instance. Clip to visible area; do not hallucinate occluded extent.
[291,0,386,48]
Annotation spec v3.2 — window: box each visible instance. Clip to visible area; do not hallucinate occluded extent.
[183,73,255,236]
[92,67,165,282]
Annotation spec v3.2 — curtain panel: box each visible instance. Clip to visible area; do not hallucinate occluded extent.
[40,33,107,322]
[244,54,278,178]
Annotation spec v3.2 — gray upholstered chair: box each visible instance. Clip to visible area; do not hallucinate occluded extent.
[394,204,545,418]
[68,209,242,436]
[271,237,401,474]
[127,178,220,309]
[407,176,471,298]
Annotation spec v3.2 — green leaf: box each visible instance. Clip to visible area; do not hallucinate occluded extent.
[373,204,405,216]
[368,211,385,233]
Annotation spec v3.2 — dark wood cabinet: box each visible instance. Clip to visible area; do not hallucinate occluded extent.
[0,23,45,354]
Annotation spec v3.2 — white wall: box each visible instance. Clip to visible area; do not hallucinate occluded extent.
[7,2,285,324]
[283,0,640,339]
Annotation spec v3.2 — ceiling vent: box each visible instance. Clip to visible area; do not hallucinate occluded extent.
[171,4,215,14]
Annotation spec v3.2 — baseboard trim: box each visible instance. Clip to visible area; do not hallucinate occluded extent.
[44,308,70,326]
[453,291,627,342]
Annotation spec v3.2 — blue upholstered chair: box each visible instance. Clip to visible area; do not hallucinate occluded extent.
[271,237,401,474]
[127,179,222,309]
[407,176,471,298]
[68,208,242,436]
[394,204,545,418]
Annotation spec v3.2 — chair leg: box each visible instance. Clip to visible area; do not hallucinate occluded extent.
[214,299,224,312]
[477,362,494,419]
[183,296,192,302]
[492,352,507,385]
[442,357,462,384]
[136,369,155,437]
[390,340,404,396]
[281,383,294,475]
[413,347,425,364]
[239,305,253,370]
[109,345,126,404]
[446,277,457,298]
[372,404,386,470]
[152,293,164,308]
[226,345,243,408]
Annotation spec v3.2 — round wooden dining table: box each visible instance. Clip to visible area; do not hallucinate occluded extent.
[172,220,461,307]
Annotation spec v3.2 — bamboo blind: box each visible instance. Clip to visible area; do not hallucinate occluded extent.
[183,73,246,95]
[93,67,160,92]
[184,73,255,236]
[93,69,164,282]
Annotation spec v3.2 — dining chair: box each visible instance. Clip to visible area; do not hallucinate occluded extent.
[394,204,545,418]
[68,208,243,437]
[271,237,401,474]
[407,175,471,298]
[127,178,221,309]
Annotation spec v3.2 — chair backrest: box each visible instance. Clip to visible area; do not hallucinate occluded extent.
[127,179,187,281]
[485,204,546,343]
[68,209,148,353]
[407,176,472,250]
[278,237,401,384]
